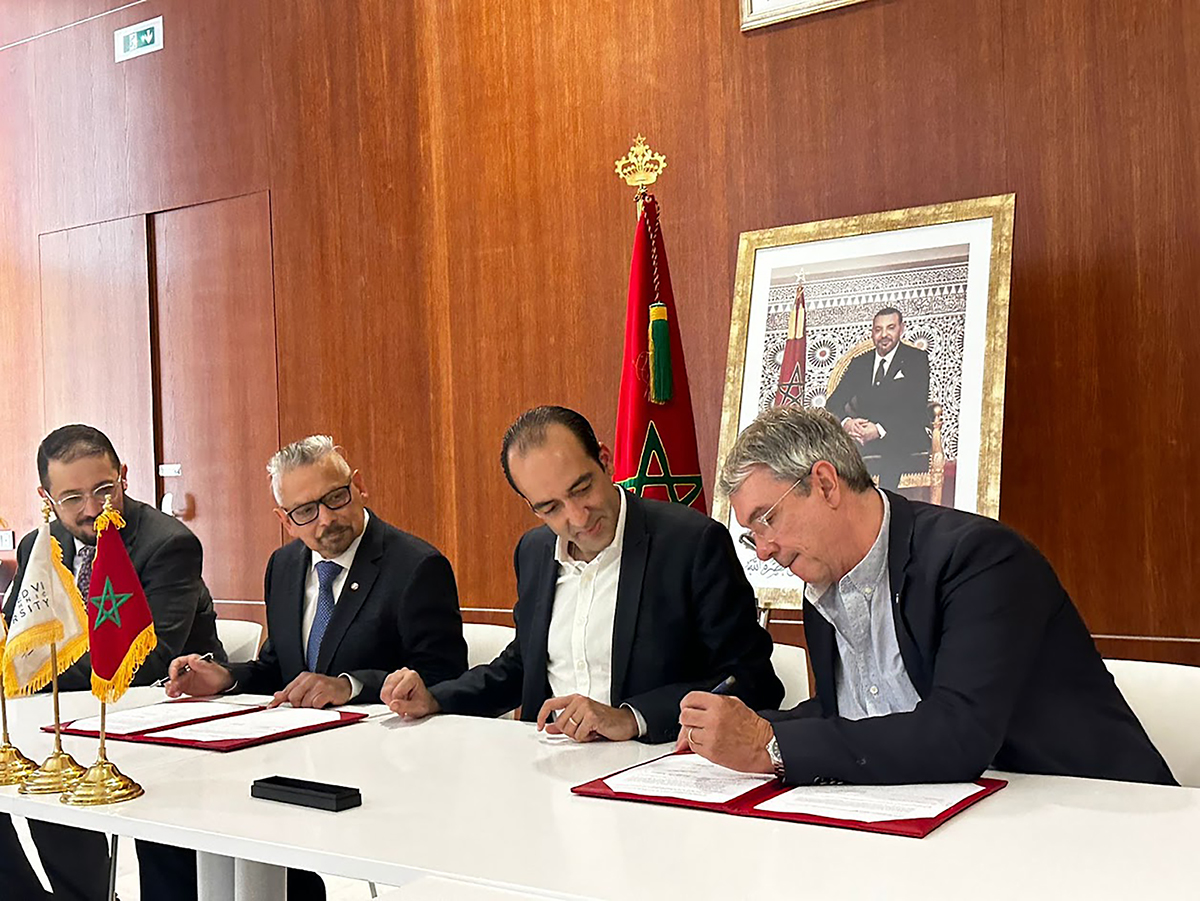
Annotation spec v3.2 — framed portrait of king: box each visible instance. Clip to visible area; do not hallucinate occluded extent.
[714,195,1015,600]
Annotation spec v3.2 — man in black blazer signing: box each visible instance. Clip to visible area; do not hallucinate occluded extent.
[824,306,931,489]
[167,434,467,900]
[381,406,782,743]
[678,406,1174,787]
[168,433,467,704]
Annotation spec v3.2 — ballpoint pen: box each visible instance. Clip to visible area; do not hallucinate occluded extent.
[710,675,738,696]
[152,651,214,687]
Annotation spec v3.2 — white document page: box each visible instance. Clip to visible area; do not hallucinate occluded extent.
[604,754,775,804]
[755,782,980,822]
[70,700,252,735]
[152,707,343,742]
[219,694,278,707]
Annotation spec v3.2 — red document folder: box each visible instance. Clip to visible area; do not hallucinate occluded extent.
[46,698,367,752]
[572,751,1006,838]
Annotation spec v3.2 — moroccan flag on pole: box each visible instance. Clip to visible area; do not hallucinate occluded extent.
[86,504,156,702]
[773,280,808,406]
[1,521,89,696]
[614,194,706,512]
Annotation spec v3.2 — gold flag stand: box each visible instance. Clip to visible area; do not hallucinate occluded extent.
[0,673,36,785]
[20,499,86,793]
[62,496,143,805]
[20,641,86,794]
[62,700,143,805]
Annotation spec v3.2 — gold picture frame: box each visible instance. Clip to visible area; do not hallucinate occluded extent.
[740,0,874,32]
[713,195,1015,606]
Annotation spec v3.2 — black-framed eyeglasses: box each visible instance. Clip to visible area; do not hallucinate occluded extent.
[736,469,811,553]
[285,482,353,526]
[49,479,123,516]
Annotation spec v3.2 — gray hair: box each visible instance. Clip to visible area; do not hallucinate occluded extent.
[718,406,874,497]
[266,435,348,503]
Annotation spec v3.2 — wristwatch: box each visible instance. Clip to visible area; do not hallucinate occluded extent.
[766,734,785,779]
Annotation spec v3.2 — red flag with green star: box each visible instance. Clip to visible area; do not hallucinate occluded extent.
[614,194,706,511]
[85,505,157,702]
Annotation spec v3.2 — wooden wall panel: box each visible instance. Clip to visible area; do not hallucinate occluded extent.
[152,192,282,602]
[1,0,1198,661]
[0,41,44,542]
[416,0,737,606]
[31,0,270,233]
[266,1,443,557]
[38,216,156,503]
[999,0,1200,641]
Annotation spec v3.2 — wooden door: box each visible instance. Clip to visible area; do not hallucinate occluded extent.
[38,216,156,501]
[151,192,281,605]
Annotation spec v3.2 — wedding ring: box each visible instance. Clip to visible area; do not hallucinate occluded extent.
[568,716,580,726]
[687,728,695,746]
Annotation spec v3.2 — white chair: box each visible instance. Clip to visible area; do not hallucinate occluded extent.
[215,618,264,664]
[771,643,810,710]
[463,622,516,669]
[1104,658,1200,787]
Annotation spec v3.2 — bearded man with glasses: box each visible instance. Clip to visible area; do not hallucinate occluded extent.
[0,424,226,901]
[166,434,467,709]
[165,434,467,901]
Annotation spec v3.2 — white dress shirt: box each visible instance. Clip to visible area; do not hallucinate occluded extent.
[73,537,88,577]
[545,490,647,736]
[300,509,370,700]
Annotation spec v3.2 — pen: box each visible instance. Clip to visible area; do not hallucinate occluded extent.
[710,675,738,696]
[153,652,214,687]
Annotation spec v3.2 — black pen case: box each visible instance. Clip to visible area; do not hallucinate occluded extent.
[251,775,362,812]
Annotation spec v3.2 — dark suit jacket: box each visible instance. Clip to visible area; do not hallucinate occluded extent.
[3,498,226,690]
[767,492,1176,786]
[228,510,467,702]
[825,342,931,458]
[430,493,783,742]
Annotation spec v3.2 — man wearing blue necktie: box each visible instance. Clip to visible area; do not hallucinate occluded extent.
[168,434,466,706]
[166,434,467,899]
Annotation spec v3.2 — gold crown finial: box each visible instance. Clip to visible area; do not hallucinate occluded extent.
[615,135,667,192]
[41,498,52,523]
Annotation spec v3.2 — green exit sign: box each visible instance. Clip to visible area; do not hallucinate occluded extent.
[114,15,164,63]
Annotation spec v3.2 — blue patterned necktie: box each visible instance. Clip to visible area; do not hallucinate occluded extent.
[306,560,343,672]
[874,357,888,386]
[76,544,96,599]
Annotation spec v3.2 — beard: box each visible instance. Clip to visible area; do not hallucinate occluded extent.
[315,523,355,556]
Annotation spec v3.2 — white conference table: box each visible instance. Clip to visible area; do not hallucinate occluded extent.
[1,688,1198,900]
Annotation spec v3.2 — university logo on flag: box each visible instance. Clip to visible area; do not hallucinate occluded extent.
[1,522,89,696]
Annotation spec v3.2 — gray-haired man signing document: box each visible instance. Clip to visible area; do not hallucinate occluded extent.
[678,406,1174,787]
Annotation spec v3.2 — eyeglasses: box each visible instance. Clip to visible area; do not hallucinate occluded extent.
[284,482,354,526]
[736,472,810,553]
[49,480,123,516]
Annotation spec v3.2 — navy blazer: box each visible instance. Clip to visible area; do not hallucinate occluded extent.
[430,492,783,742]
[767,492,1176,786]
[228,510,466,702]
[4,498,226,690]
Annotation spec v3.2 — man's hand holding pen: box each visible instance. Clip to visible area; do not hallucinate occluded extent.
[163,652,234,698]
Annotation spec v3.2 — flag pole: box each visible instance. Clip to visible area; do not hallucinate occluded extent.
[0,668,36,785]
[20,502,87,794]
[62,496,143,805]
[615,135,673,405]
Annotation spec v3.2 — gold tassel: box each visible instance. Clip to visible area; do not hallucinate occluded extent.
[90,624,158,704]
